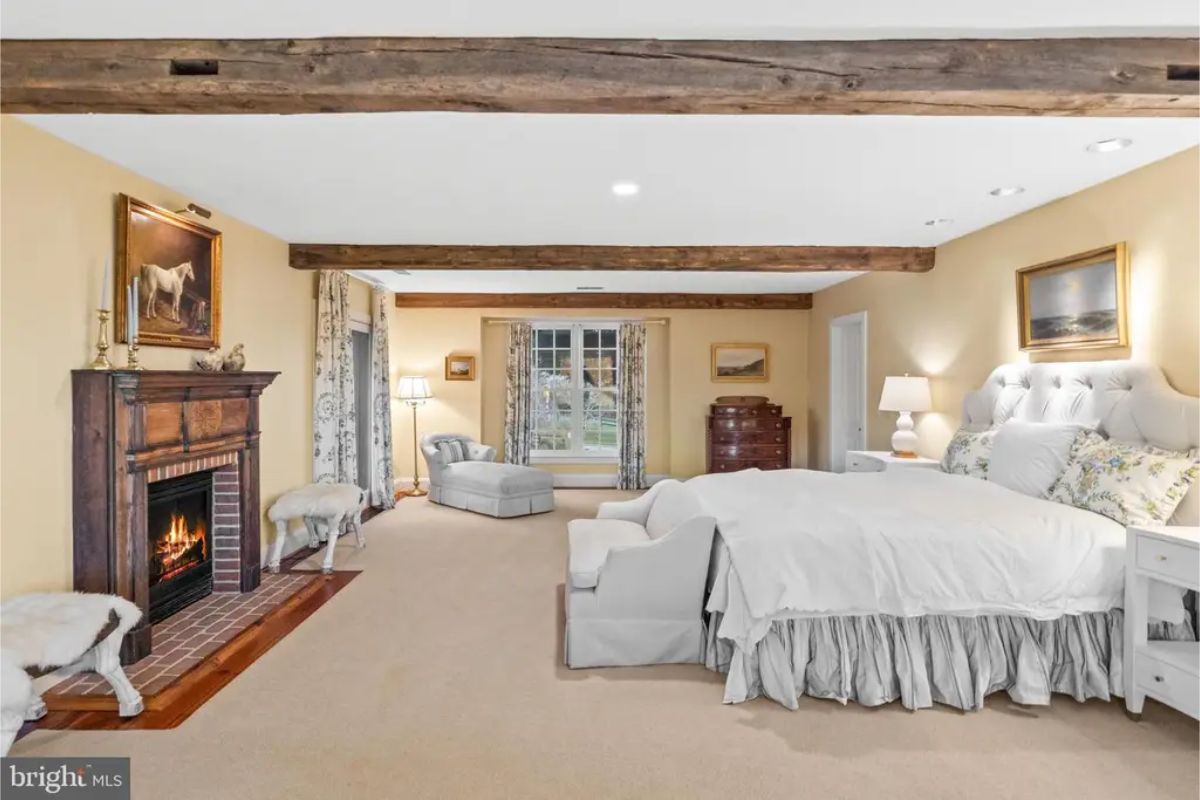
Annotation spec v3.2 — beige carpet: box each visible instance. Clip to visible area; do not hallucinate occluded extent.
[14,490,1198,799]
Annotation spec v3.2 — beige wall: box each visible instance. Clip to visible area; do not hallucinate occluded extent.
[808,147,1200,470]
[0,118,316,599]
[389,307,809,483]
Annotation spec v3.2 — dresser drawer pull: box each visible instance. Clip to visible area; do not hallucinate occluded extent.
[1156,555,1168,561]
[1154,674,1165,683]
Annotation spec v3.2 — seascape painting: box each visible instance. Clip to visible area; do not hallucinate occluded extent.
[1017,244,1128,351]
[712,343,769,382]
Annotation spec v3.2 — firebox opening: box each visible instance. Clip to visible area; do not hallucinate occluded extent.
[147,470,214,623]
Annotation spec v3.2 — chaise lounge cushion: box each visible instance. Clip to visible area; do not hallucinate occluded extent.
[567,519,650,589]
[442,461,554,497]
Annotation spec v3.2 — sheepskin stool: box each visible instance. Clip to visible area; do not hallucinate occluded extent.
[267,483,367,574]
[0,593,144,755]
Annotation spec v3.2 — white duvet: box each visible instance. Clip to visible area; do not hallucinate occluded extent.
[686,468,1155,653]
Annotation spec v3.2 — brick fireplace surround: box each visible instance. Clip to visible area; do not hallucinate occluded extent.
[72,370,278,663]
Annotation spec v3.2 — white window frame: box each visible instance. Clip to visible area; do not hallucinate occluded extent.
[530,321,621,464]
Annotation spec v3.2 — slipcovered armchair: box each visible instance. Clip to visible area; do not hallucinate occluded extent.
[420,433,554,518]
[564,480,717,668]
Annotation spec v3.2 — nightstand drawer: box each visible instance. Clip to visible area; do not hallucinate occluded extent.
[1136,535,1200,586]
[846,453,884,473]
[1136,648,1200,718]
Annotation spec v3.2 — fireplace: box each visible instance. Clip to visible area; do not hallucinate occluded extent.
[147,471,214,623]
[72,369,278,663]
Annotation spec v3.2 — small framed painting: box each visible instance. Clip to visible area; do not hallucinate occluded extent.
[445,354,476,381]
[117,194,222,349]
[711,343,769,382]
[1016,243,1129,352]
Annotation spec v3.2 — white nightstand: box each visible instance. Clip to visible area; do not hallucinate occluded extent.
[1124,525,1200,721]
[845,450,939,473]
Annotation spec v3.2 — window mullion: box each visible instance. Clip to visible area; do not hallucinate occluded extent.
[572,324,584,457]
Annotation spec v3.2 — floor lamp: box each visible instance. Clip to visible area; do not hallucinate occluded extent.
[397,375,432,497]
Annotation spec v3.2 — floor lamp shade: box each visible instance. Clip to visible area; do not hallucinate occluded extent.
[396,376,432,496]
[879,376,931,457]
[397,375,432,403]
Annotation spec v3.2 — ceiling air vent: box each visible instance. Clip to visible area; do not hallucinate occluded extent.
[575,286,605,291]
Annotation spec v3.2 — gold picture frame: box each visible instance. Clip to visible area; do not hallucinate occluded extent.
[711,343,769,382]
[1016,243,1129,352]
[116,194,222,349]
[445,354,476,381]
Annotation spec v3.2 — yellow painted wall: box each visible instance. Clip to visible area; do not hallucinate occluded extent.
[389,307,810,483]
[0,118,316,598]
[808,147,1200,469]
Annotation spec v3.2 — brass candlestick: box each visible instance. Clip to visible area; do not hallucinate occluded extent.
[126,337,144,371]
[88,308,114,370]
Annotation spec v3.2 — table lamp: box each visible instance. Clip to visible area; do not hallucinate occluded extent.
[879,375,931,458]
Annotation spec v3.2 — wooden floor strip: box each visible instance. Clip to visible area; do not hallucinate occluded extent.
[32,570,358,731]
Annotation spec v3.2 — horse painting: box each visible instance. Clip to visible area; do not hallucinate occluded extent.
[141,261,194,322]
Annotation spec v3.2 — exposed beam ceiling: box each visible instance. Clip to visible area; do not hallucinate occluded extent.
[290,245,934,272]
[2,37,1196,116]
[394,293,813,310]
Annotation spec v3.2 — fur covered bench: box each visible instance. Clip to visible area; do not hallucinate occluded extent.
[1,593,145,755]
[267,483,367,574]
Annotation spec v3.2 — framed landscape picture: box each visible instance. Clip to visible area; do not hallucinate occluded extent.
[1016,243,1128,352]
[445,354,476,381]
[117,194,222,349]
[711,343,769,382]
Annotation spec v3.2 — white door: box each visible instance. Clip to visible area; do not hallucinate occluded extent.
[829,312,868,472]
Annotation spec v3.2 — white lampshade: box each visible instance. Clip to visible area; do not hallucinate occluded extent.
[396,375,432,401]
[879,376,931,413]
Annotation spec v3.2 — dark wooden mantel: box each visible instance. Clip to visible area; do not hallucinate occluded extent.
[72,369,278,663]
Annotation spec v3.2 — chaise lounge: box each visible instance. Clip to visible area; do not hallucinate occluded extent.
[420,433,555,518]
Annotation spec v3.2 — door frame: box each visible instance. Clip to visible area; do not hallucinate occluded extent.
[829,311,869,472]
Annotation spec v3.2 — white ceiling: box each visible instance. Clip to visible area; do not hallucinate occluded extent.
[352,269,863,294]
[23,114,1199,249]
[2,0,1196,39]
[9,2,1199,295]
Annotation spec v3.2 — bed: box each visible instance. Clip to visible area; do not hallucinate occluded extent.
[691,361,1198,712]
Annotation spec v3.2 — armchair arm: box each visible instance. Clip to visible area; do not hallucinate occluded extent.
[596,479,670,523]
[593,515,717,618]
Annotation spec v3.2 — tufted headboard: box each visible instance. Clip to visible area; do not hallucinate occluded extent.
[962,361,1199,525]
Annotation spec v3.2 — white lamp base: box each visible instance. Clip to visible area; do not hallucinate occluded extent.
[891,411,919,458]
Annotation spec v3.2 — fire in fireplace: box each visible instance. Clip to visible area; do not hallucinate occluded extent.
[147,471,214,623]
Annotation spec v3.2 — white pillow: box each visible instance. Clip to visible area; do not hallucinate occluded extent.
[988,421,1087,498]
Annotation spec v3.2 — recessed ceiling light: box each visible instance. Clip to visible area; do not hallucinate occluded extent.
[611,181,640,197]
[1087,138,1132,153]
[989,186,1025,197]
[924,218,953,227]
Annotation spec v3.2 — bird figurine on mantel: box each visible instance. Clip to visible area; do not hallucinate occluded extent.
[222,343,246,372]
[194,347,223,372]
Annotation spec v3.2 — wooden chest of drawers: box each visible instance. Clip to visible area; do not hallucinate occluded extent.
[705,396,791,474]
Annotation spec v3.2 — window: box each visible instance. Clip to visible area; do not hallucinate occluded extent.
[531,324,620,460]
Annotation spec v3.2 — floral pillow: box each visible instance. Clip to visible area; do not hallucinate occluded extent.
[1046,431,1199,526]
[940,428,997,479]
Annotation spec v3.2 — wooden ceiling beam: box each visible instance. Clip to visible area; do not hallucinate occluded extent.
[290,244,934,272]
[394,293,813,310]
[2,37,1195,116]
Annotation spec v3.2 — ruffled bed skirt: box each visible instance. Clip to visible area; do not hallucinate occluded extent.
[704,610,1196,712]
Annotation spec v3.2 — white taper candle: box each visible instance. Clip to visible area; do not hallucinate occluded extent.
[131,277,139,341]
[100,257,111,310]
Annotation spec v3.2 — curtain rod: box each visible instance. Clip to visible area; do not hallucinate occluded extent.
[483,317,668,325]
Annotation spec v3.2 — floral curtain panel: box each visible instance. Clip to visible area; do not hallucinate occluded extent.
[504,321,533,465]
[313,271,358,485]
[617,322,647,490]
[368,287,396,508]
